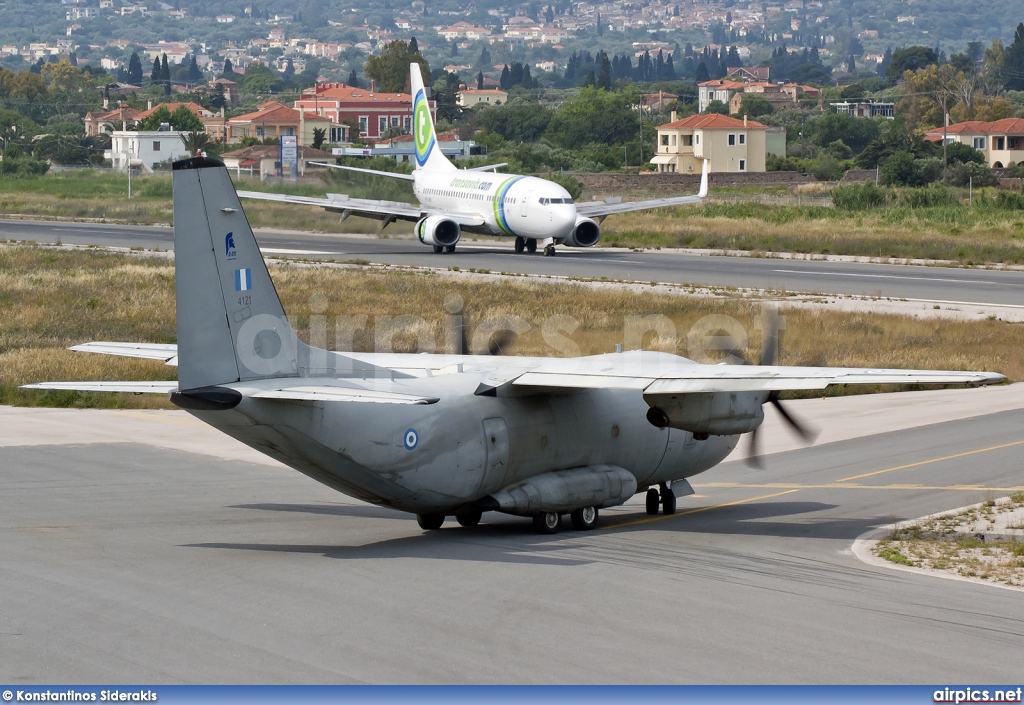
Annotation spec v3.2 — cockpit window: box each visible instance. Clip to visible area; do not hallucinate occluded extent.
[544,197,573,204]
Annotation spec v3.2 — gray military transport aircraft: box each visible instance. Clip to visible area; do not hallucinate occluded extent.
[25,157,1006,533]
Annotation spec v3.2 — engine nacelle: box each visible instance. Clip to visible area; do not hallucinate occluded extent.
[564,216,600,248]
[415,215,461,248]
[643,392,765,436]
[480,465,637,516]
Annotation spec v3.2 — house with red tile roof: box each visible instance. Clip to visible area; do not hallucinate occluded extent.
[293,83,435,140]
[221,100,334,146]
[924,118,1024,168]
[652,112,784,173]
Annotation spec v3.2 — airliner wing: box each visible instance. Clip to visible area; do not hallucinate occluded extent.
[237,191,485,228]
[576,193,705,218]
[237,190,424,223]
[576,159,709,219]
[307,163,416,181]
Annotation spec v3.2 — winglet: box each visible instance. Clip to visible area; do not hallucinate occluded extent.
[698,159,710,199]
[410,63,455,172]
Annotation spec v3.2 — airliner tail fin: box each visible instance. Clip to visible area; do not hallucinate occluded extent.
[410,63,455,172]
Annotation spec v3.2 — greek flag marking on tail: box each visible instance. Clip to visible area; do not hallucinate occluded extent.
[234,268,252,291]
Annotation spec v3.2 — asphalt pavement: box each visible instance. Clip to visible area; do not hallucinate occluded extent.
[3,218,1023,307]
[1,403,1022,683]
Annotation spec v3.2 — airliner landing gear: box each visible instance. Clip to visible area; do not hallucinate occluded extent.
[456,510,482,527]
[570,506,599,530]
[543,245,556,257]
[514,236,525,253]
[433,245,444,253]
[526,238,537,253]
[645,488,660,515]
[444,244,456,253]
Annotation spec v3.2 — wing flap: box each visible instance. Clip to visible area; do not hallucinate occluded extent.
[21,381,177,394]
[251,386,439,404]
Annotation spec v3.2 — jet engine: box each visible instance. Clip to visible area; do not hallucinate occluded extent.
[563,216,600,248]
[643,391,765,437]
[415,215,461,248]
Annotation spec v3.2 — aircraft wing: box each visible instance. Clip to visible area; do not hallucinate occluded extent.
[476,352,1005,397]
[251,386,439,404]
[236,191,485,228]
[21,381,177,394]
[575,158,709,219]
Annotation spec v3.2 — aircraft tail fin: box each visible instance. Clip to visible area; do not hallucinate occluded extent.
[410,62,455,172]
[172,157,301,390]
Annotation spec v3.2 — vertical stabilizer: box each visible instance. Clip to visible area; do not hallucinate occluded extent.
[410,63,455,172]
[172,157,301,390]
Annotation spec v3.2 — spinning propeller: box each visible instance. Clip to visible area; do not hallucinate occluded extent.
[739,310,818,468]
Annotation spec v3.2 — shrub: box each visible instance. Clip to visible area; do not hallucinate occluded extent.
[831,182,888,209]
[948,161,999,188]
[896,185,960,208]
[881,150,923,186]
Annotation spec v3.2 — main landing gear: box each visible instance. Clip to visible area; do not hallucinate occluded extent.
[532,507,599,534]
[514,237,539,254]
[645,483,676,516]
[432,245,457,254]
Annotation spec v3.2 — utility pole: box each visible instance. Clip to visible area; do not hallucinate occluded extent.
[941,92,948,183]
[638,97,643,172]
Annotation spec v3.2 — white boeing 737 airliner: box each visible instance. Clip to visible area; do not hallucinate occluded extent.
[238,63,708,256]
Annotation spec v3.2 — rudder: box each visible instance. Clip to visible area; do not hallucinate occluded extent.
[410,63,455,172]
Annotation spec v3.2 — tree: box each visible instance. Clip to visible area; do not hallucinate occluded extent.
[499,65,510,90]
[944,141,985,165]
[311,126,327,150]
[886,46,938,79]
[151,58,161,86]
[283,58,295,83]
[127,52,143,86]
[364,39,430,93]
[704,99,729,115]
[1000,23,1024,90]
[543,87,638,150]
[739,94,773,117]
[170,105,204,133]
[222,58,234,77]
[136,105,172,130]
[409,36,418,54]
[476,71,484,90]
[880,150,923,186]
[477,45,491,70]
[695,61,710,83]
[181,130,211,155]
[347,69,359,87]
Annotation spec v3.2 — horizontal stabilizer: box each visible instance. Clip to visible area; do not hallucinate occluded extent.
[465,163,508,172]
[21,381,177,394]
[251,386,439,404]
[70,342,179,366]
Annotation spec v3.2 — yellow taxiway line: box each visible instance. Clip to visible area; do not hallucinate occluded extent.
[608,489,800,529]
[836,439,1024,483]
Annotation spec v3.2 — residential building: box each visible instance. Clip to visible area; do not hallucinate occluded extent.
[456,88,508,107]
[830,99,895,119]
[84,101,214,137]
[332,130,479,163]
[651,112,783,173]
[105,129,191,171]
[697,79,745,112]
[220,144,334,178]
[220,100,334,146]
[294,83,435,140]
[924,118,1024,168]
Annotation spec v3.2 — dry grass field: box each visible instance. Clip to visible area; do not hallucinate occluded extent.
[1,246,1020,409]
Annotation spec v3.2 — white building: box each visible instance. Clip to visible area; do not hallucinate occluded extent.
[105,130,191,172]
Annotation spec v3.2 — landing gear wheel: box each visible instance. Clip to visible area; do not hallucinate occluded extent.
[416,513,445,530]
[570,506,599,530]
[514,236,525,253]
[525,238,537,253]
[432,245,444,253]
[444,244,456,253]
[660,483,676,516]
[543,245,556,257]
[456,510,482,527]
[532,511,561,534]
[646,488,660,515]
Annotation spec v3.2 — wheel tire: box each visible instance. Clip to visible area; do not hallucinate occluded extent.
[444,244,456,253]
[432,245,444,253]
[570,506,599,530]
[526,238,537,253]
[646,488,660,515]
[661,486,677,516]
[456,511,482,527]
[416,513,445,530]
[544,245,556,257]
[532,511,561,534]
[514,236,525,253]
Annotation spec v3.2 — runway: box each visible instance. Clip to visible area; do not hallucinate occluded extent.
[3,218,1024,308]
[2,388,1023,683]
